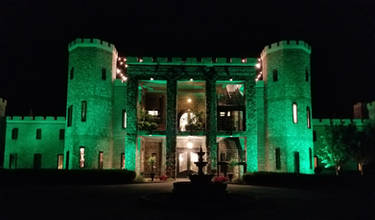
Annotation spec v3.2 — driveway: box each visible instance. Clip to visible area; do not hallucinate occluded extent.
[0,181,373,219]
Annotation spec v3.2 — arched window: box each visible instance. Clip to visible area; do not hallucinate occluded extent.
[272,69,278,82]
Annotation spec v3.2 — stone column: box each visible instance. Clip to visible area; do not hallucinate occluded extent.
[206,74,217,173]
[166,79,177,178]
[245,79,258,172]
[125,77,138,171]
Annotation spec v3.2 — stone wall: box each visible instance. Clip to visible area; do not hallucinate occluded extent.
[3,116,65,169]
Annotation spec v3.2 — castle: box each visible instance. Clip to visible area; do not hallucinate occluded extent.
[1,38,371,177]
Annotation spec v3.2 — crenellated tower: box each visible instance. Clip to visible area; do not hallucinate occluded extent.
[261,40,314,174]
[65,38,118,169]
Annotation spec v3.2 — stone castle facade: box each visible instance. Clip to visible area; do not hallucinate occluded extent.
[0,38,338,177]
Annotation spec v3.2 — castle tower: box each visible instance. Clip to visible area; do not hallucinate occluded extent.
[65,38,118,169]
[261,40,314,174]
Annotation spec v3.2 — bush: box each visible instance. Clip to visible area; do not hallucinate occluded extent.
[159,174,168,181]
[213,176,229,183]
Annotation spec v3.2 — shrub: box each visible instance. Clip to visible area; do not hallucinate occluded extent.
[159,175,168,181]
[213,176,229,183]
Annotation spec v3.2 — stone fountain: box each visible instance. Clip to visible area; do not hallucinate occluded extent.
[173,147,227,196]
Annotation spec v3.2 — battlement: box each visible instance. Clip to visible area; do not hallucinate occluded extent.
[260,40,311,58]
[7,116,66,123]
[68,38,117,55]
[312,118,369,126]
[125,56,257,67]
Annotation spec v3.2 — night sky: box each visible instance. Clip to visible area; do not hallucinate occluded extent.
[0,0,374,118]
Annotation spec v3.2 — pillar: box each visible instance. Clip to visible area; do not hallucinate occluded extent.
[125,77,138,171]
[206,74,217,173]
[245,79,258,172]
[166,79,177,178]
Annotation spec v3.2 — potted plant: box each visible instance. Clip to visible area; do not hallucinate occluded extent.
[138,108,159,132]
[147,155,156,181]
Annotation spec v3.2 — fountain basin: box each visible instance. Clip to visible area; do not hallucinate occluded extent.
[189,174,214,184]
[172,181,227,197]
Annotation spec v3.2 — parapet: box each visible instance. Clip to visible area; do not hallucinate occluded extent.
[260,40,311,58]
[125,56,257,67]
[68,38,118,55]
[7,116,66,123]
[312,118,368,127]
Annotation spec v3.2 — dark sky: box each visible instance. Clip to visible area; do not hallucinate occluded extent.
[0,0,374,118]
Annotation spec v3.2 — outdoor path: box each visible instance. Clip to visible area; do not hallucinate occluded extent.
[0,181,373,219]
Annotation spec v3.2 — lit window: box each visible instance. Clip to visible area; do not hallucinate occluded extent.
[121,153,125,169]
[36,128,42,140]
[275,148,281,170]
[227,111,231,117]
[293,103,298,124]
[57,154,64,170]
[98,151,103,169]
[307,107,311,128]
[122,110,126,128]
[273,69,278,82]
[81,101,87,122]
[67,105,73,127]
[314,156,318,169]
[79,147,85,168]
[148,110,158,116]
[220,112,226,117]
[11,128,18,140]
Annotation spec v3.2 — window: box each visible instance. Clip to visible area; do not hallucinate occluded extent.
[33,154,42,169]
[294,152,300,173]
[293,103,298,124]
[70,67,74,80]
[11,128,18,140]
[314,156,318,169]
[9,154,17,169]
[59,129,65,140]
[313,130,317,142]
[122,110,126,128]
[272,69,278,82]
[275,148,281,170]
[102,68,106,80]
[147,110,158,116]
[307,107,311,128]
[305,69,309,82]
[57,154,64,170]
[65,151,70,170]
[67,105,73,127]
[36,128,42,140]
[98,151,103,169]
[219,112,225,117]
[309,148,313,169]
[79,147,85,168]
[81,101,87,122]
[121,153,125,169]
